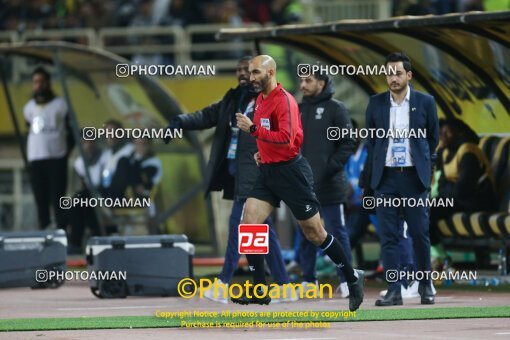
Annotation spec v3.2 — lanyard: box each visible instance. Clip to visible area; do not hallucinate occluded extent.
[230,99,255,127]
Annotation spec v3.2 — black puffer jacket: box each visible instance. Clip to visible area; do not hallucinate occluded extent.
[175,86,259,200]
[299,81,356,205]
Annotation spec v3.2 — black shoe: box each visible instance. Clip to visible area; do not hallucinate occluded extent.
[418,281,435,305]
[375,289,403,306]
[347,269,365,311]
[231,286,271,305]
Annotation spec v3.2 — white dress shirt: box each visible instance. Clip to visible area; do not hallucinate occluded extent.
[385,86,414,167]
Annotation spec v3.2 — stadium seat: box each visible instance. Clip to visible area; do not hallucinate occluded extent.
[479,135,500,161]
[437,136,510,271]
[437,137,510,238]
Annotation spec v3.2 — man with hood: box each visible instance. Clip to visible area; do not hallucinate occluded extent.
[297,69,357,297]
[164,56,294,303]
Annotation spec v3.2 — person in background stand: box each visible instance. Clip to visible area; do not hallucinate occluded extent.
[24,66,74,230]
[346,119,371,249]
[99,119,134,200]
[68,134,106,254]
[129,137,163,234]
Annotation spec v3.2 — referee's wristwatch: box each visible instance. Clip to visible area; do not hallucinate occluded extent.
[249,124,257,134]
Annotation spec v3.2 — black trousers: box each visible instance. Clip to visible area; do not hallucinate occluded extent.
[29,156,68,230]
[347,206,373,249]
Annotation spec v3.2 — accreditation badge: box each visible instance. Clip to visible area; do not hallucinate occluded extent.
[261,118,271,130]
[391,146,407,166]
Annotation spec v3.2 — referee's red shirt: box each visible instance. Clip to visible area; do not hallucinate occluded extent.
[250,83,303,164]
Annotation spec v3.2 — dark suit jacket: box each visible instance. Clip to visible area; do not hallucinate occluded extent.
[364,88,439,190]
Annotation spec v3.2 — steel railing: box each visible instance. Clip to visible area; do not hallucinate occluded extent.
[0,159,34,230]
[0,0,390,70]
[98,25,188,65]
[301,0,391,23]
[21,28,97,45]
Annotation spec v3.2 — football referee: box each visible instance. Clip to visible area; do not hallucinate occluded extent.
[235,55,364,312]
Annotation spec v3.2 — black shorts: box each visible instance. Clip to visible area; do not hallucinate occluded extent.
[249,155,320,220]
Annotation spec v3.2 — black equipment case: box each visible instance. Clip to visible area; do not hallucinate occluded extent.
[0,229,67,289]
[86,234,194,298]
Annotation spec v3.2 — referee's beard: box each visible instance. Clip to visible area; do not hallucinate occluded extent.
[252,74,270,94]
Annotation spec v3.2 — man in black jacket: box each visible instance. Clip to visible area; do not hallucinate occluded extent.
[165,56,292,303]
[297,70,357,297]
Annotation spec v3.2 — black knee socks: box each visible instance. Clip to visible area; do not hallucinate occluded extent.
[320,233,357,284]
[246,254,266,286]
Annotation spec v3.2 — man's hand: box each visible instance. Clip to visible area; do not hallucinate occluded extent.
[236,113,253,133]
[163,118,182,144]
[254,152,261,166]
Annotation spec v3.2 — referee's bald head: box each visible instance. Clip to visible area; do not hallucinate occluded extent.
[252,55,276,72]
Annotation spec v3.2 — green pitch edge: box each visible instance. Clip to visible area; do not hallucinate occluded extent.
[1,306,509,332]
